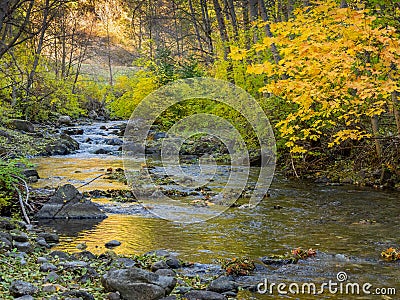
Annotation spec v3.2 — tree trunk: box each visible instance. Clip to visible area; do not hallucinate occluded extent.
[259,0,283,65]
[0,0,34,59]
[106,20,113,86]
[371,115,382,158]
[249,0,258,42]
[212,0,229,59]
[242,0,250,49]
[225,0,238,38]
[173,1,180,56]
[249,0,258,20]
[188,0,204,54]
[340,0,348,8]
[200,0,213,61]
[392,91,400,137]
[72,20,93,94]
[26,0,50,101]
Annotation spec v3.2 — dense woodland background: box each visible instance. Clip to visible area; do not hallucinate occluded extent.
[0,0,399,178]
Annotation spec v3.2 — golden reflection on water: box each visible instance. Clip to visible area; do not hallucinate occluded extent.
[52,215,164,255]
[31,157,130,192]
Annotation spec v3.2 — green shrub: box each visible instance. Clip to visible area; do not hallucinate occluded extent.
[0,159,25,214]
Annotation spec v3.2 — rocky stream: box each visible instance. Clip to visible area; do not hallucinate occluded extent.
[1,120,399,299]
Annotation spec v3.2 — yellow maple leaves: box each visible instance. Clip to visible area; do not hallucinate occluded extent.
[228,46,247,60]
[238,0,400,154]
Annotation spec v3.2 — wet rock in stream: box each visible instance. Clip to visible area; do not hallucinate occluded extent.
[45,134,79,156]
[36,184,107,219]
[102,267,177,300]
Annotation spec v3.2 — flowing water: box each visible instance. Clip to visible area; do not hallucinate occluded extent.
[31,121,400,299]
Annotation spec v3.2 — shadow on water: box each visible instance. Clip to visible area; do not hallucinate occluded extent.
[38,218,103,236]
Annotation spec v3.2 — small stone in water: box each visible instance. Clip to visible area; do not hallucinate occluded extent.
[105,240,121,248]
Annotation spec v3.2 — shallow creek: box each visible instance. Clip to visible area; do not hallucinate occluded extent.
[31,121,399,299]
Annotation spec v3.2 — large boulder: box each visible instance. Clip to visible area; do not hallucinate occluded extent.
[102,267,177,300]
[35,184,106,219]
[10,119,35,133]
[45,134,79,155]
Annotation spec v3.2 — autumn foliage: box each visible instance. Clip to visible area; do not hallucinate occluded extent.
[233,0,399,155]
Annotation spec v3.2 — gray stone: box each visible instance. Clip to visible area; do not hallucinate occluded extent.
[222,291,237,297]
[22,169,40,179]
[40,262,58,272]
[160,297,176,300]
[102,266,177,300]
[42,284,57,293]
[184,290,227,300]
[114,257,137,268]
[154,132,167,140]
[8,251,27,265]
[44,271,59,282]
[60,133,79,149]
[0,231,12,241]
[45,134,79,155]
[151,260,169,272]
[154,269,175,277]
[63,128,84,135]
[61,260,89,269]
[13,241,33,253]
[36,184,106,219]
[11,119,35,133]
[165,257,181,269]
[58,115,72,125]
[49,250,70,260]
[107,292,121,300]
[62,290,95,300]
[37,257,48,263]
[105,240,121,248]
[27,175,38,183]
[10,280,38,297]
[72,250,96,260]
[207,276,238,293]
[38,232,60,243]
[14,296,35,300]
[94,148,112,154]
[175,286,192,294]
[0,237,12,251]
[106,138,123,146]
[36,238,50,248]
[0,218,16,230]
[11,231,29,242]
